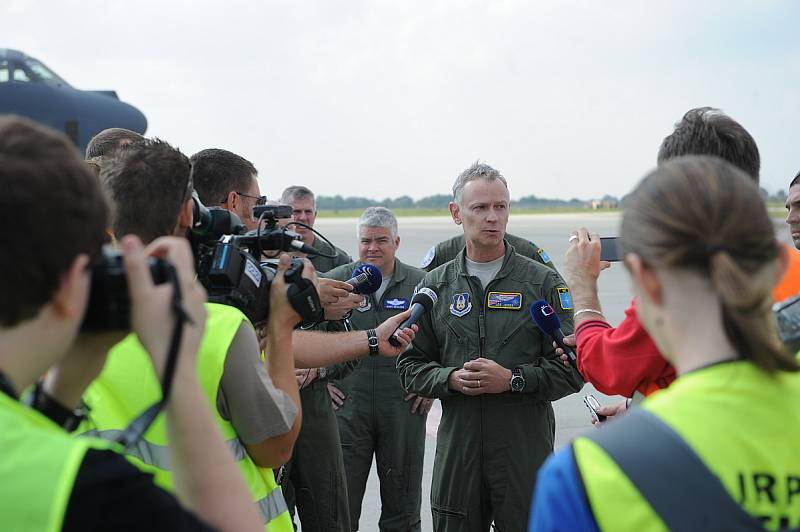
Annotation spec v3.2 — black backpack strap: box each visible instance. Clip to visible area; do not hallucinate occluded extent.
[582,407,765,531]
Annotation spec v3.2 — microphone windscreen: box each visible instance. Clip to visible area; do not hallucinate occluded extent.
[529,299,562,335]
[411,287,438,311]
[351,263,383,295]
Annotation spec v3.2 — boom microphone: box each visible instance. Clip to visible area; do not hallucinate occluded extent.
[346,263,383,295]
[529,300,577,367]
[388,287,438,347]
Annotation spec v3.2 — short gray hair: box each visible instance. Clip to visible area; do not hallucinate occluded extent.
[452,161,508,206]
[281,185,316,209]
[357,206,398,238]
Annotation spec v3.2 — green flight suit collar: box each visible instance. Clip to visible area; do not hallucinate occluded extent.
[453,239,517,285]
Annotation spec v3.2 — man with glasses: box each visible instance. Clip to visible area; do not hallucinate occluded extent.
[191,148,265,231]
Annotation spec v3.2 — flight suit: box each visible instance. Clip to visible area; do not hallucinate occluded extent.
[396,243,584,532]
[280,239,352,532]
[326,259,428,532]
[420,232,556,273]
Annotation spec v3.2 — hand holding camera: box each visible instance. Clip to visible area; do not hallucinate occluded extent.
[123,235,208,378]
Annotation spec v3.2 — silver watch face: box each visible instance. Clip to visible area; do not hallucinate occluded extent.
[511,375,525,392]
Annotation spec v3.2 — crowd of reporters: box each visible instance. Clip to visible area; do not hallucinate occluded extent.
[0,105,798,532]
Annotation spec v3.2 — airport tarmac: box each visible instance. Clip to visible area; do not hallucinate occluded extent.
[300,211,791,531]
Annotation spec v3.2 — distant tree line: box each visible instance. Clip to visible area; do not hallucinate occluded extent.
[316,193,590,211]
[315,188,789,212]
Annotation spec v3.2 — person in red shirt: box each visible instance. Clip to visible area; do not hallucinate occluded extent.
[560,107,773,420]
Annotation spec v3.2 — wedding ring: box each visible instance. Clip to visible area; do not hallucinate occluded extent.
[568,235,578,243]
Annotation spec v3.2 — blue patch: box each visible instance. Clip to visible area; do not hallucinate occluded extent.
[449,292,472,317]
[557,287,573,310]
[487,292,522,310]
[383,298,409,310]
[420,246,436,268]
[537,247,551,264]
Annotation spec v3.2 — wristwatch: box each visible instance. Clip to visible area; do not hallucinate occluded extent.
[318,366,329,380]
[367,329,380,357]
[510,367,525,393]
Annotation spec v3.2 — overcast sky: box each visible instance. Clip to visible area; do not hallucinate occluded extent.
[5,1,798,200]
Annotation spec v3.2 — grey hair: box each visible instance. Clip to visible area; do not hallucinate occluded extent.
[357,206,398,238]
[281,185,316,209]
[452,161,508,206]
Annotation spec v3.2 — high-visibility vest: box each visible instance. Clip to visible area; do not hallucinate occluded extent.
[81,303,292,531]
[574,361,800,531]
[0,391,106,532]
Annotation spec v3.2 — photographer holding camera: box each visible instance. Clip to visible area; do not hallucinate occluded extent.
[77,139,301,530]
[0,116,263,531]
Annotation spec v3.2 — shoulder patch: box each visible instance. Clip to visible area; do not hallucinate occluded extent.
[449,292,472,317]
[355,296,371,312]
[556,287,573,310]
[536,247,551,264]
[420,245,436,268]
[487,292,522,310]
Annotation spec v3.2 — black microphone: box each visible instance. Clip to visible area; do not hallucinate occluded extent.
[388,287,438,347]
[346,263,382,295]
[529,300,577,366]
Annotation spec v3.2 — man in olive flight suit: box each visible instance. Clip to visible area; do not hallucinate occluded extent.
[397,162,584,532]
[420,232,557,273]
[279,185,354,531]
[326,207,431,532]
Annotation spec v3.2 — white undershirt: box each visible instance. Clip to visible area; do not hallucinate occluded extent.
[465,255,504,291]
[374,277,392,303]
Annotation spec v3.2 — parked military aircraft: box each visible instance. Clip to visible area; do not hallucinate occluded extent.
[0,48,147,154]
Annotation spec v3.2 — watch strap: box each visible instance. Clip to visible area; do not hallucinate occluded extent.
[367,329,380,357]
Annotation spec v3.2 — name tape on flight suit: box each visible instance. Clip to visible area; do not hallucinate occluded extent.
[384,298,409,310]
[487,292,522,310]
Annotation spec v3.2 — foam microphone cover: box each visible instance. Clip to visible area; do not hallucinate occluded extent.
[529,299,562,334]
[411,287,438,311]
[350,263,383,295]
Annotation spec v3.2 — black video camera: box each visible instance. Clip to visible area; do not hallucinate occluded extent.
[189,197,323,326]
[81,247,170,332]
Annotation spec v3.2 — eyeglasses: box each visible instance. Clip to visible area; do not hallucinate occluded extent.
[221,192,268,206]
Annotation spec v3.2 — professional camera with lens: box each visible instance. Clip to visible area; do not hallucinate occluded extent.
[189,198,323,326]
[81,247,170,332]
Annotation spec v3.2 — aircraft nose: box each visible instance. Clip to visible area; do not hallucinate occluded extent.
[116,100,147,134]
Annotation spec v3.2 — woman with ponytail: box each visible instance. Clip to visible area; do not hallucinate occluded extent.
[530,156,800,531]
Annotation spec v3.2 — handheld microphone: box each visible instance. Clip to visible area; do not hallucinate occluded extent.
[529,300,577,366]
[289,239,322,256]
[388,287,438,347]
[346,263,383,295]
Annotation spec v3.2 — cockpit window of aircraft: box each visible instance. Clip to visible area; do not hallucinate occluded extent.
[0,58,68,86]
[24,59,68,85]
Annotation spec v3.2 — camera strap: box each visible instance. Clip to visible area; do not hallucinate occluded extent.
[115,264,192,451]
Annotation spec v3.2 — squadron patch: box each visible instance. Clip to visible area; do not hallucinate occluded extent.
[487,292,522,310]
[557,287,573,310]
[450,292,472,317]
[384,298,409,310]
[537,247,551,264]
[420,245,436,268]
[356,296,371,312]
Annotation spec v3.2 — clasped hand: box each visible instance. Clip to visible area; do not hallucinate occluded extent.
[448,357,512,395]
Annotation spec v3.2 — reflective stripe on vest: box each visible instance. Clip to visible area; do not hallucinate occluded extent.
[81,429,248,469]
[80,303,292,531]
